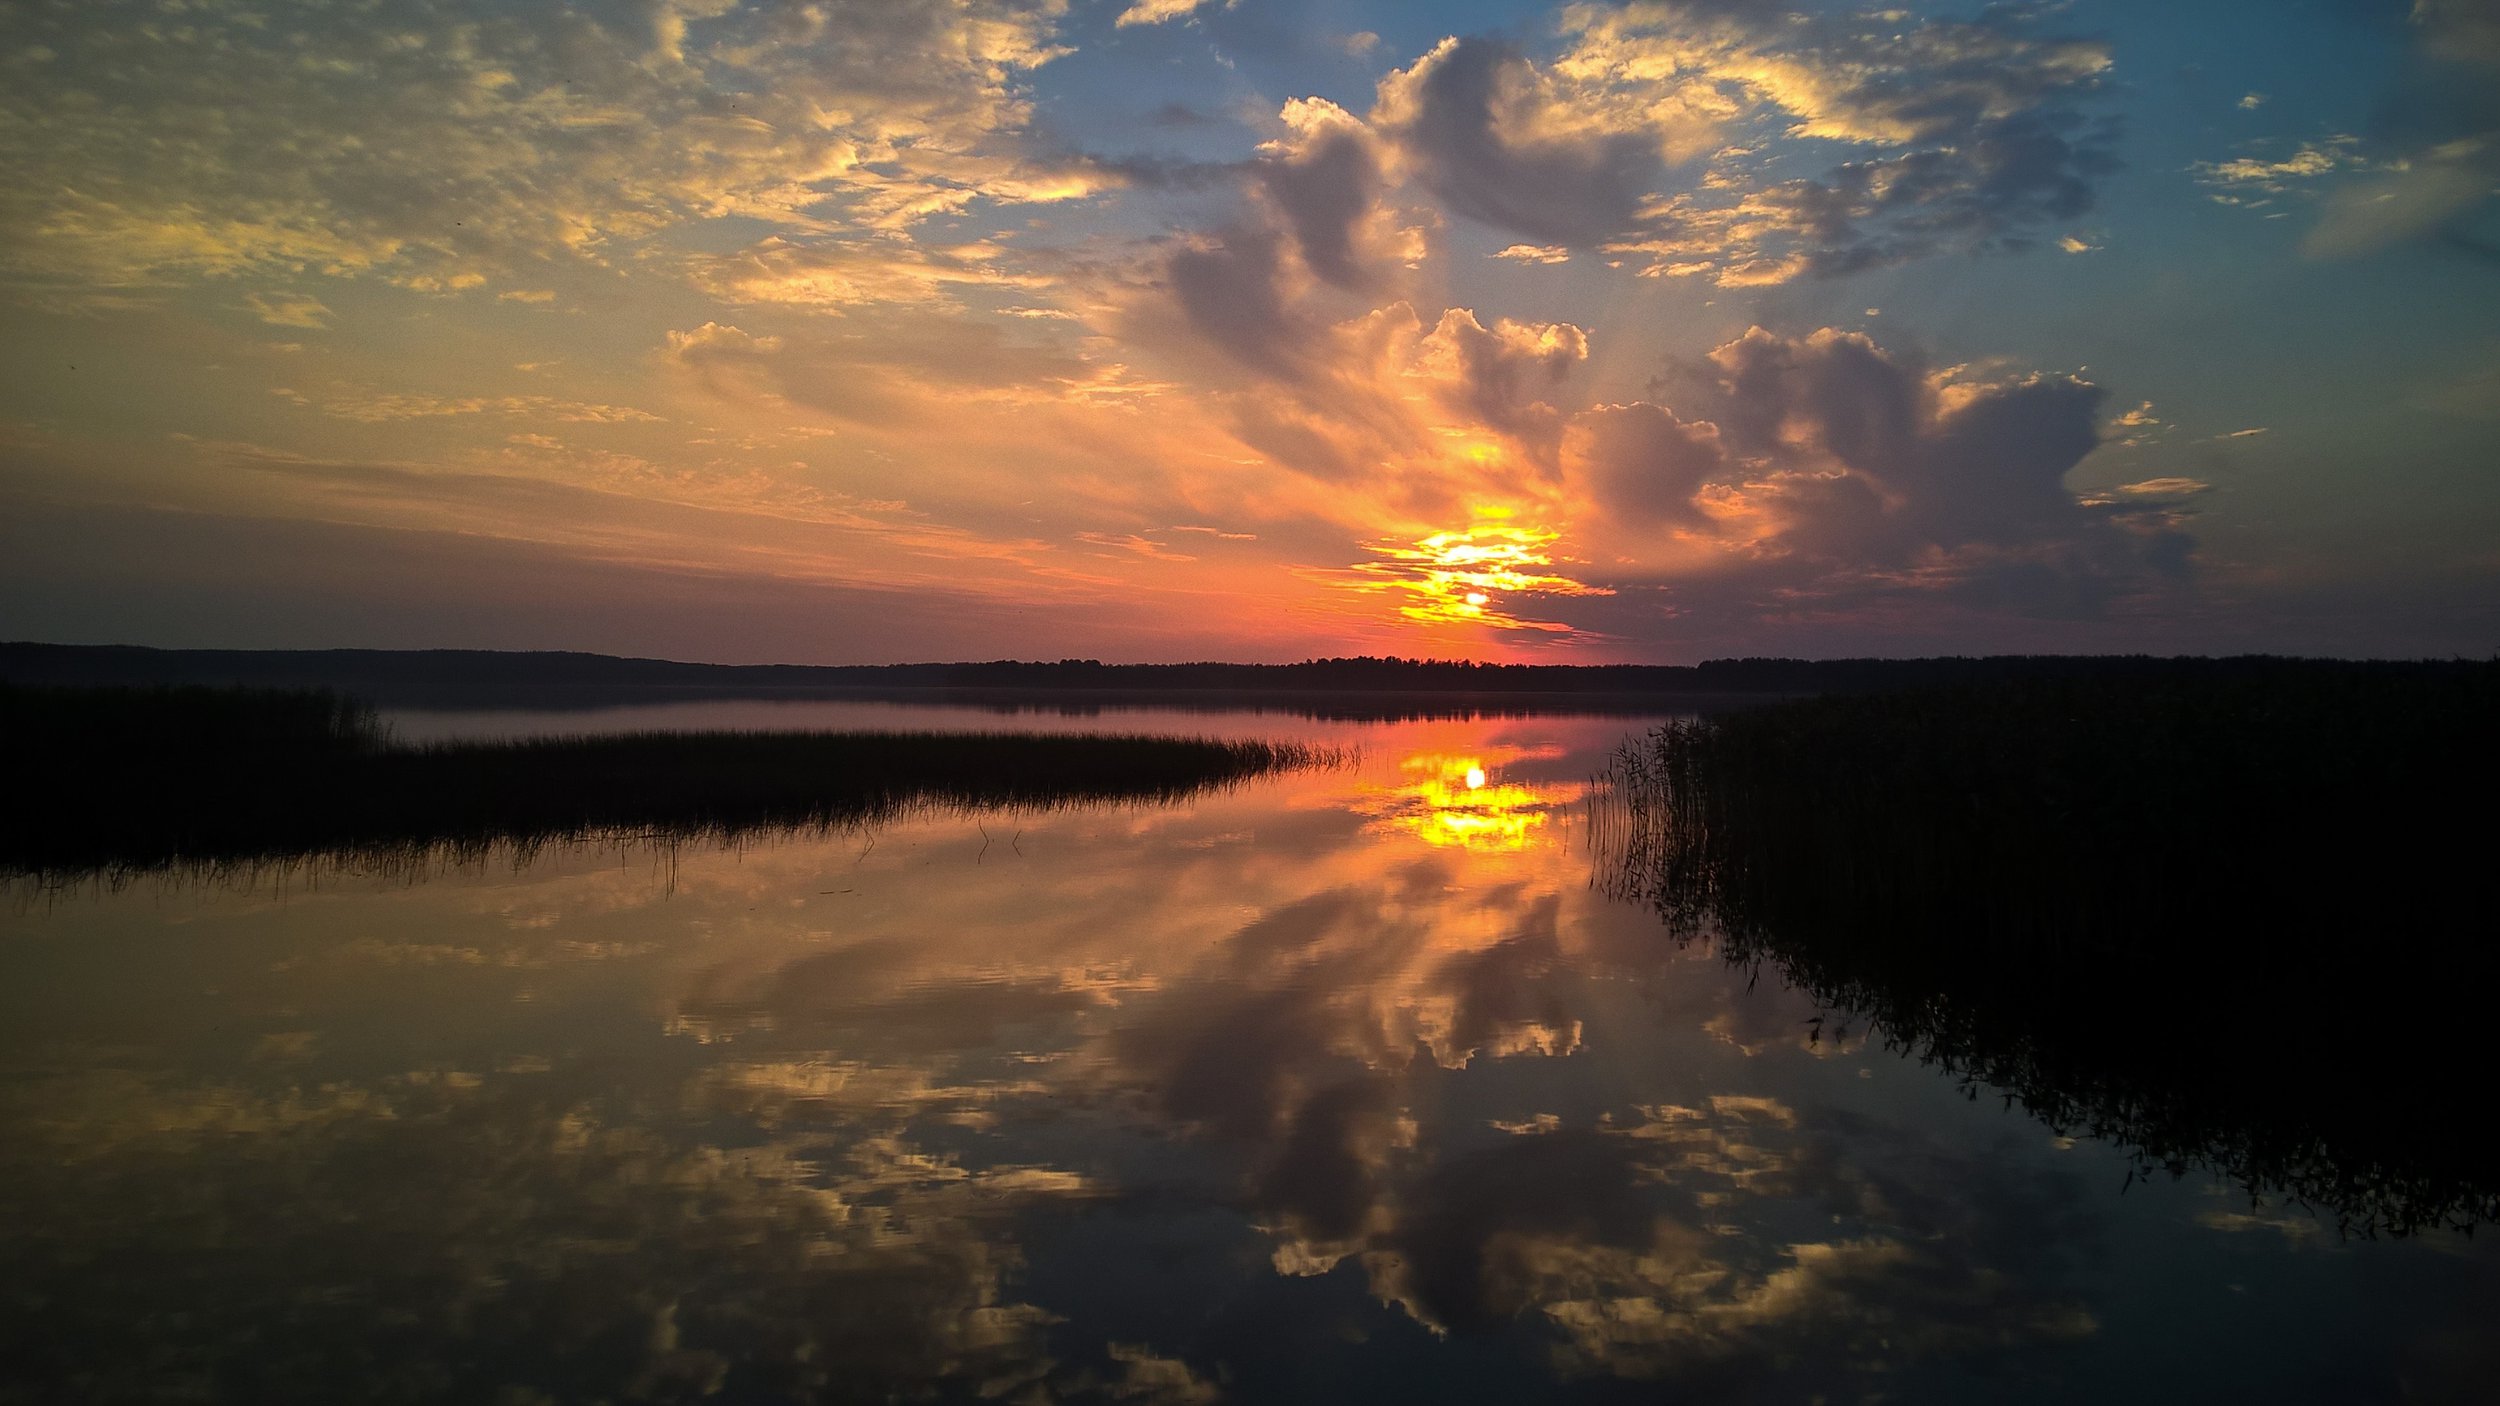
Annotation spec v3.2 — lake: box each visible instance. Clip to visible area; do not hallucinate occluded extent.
[3,698,2491,1403]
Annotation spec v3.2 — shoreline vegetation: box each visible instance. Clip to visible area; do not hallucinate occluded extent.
[1596,657,2499,1236]
[2,684,1335,886]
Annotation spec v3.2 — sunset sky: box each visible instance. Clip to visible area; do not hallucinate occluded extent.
[3,0,2494,663]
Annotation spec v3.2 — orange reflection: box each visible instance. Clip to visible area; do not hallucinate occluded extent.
[1384,751,1559,852]
[1347,523,1612,633]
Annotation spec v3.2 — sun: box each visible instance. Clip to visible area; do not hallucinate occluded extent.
[1345,522,1613,634]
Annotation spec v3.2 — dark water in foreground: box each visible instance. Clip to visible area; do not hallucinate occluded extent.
[4,702,2492,1403]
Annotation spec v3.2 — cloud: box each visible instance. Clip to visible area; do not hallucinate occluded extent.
[1412,309,1587,473]
[1372,36,1700,249]
[1557,326,2191,626]
[244,292,334,329]
[1164,224,1313,379]
[0,0,1089,295]
[2112,477,2210,499]
[2414,0,2500,68]
[2195,2,2500,257]
[668,322,783,357]
[688,235,1060,312]
[2303,141,2497,257]
[2193,137,2369,201]
[1569,403,1728,530]
[1342,525,1614,634]
[1360,5,2124,281]
[1129,97,1425,383]
[1115,0,1218,28]
[1257,100,1403,293]
[665,311,1103,427]
[1128,264,1597,530]
[312,391,665,425]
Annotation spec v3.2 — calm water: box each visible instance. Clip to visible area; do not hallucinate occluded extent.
[3,702,2492,1403]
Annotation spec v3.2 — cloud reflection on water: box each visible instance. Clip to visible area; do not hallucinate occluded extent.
[1,711,2492,1401]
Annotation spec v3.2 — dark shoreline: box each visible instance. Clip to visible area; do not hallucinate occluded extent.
[1598,659,2500,1236]
[9,640,2485,712]
[2,684,1335,884]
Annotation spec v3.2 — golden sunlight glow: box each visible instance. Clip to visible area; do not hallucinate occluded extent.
[1383,752,1560,852]
[1347,523,1614,635]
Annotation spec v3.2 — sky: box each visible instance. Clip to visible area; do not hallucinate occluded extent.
[1,0,2494,664]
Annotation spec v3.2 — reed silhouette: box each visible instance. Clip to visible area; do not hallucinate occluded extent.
[1595,659,2500,1236]
[2,684,1333,885]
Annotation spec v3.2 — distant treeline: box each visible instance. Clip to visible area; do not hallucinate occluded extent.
[5,641,2489,701]
[2,684,1330,884]
[1598,657,2500,1235]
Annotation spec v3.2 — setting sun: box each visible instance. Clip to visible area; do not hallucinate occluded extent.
[1347,525,1614,635]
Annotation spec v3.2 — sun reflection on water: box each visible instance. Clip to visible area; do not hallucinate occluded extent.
[1379,750,1570,852]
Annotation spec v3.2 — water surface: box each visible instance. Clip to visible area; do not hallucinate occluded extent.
[3,704,2491,1403]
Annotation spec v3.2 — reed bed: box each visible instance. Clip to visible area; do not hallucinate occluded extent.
[1595,659,2500,1236]
[2,684,1336,886]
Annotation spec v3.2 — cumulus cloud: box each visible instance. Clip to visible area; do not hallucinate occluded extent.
[1257,99,1406,294]
[1135,96,1430,384]
[1559,326,2192,624]
[1570,403,1727,530]
[1124,134,2179,632]
[1372,36,1705,249]
[1413,310,1588,473]
[0,0,1091,296]
[1133,279,1591,524]
[1119,82,1619,515]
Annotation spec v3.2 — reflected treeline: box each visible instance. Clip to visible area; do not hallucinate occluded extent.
[1594,661,2500,1236]
[2,685,1333,886]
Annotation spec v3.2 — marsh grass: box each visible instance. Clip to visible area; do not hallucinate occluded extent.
[2,684,1336,888]
[1596,659,2500,1236]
